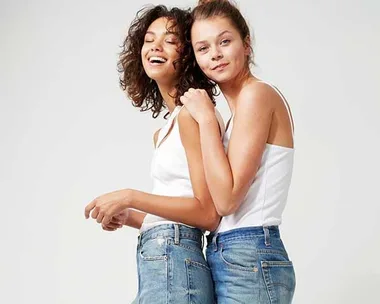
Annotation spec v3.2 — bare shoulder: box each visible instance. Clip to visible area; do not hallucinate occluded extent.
[177,107,200,145]
[237,81,277,114]
[177,106,198,129]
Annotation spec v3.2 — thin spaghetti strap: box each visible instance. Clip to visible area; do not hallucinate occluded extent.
[256,80,294,136]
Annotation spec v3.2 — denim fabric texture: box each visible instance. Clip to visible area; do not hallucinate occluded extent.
[134,224,214,304]
[206,226,295,304]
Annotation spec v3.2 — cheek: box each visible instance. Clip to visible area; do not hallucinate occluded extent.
[141,46,147,61]
[195,54,207,71]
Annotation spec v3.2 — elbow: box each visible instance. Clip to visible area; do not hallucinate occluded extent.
[203,211,221,232]
[215,200,239,217]
[198,200,221,231]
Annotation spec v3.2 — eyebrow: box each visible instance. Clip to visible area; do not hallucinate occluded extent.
[194,30,232,46]
[145,31,178,36]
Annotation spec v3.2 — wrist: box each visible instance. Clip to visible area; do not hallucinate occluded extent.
[199,113,217,126]
[123,189,134,208]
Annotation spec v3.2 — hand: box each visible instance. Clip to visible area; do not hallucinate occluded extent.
[180,88,215,123]
[84,189,132,225]
[101,210,129,231]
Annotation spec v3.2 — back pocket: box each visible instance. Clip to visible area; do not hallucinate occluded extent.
[261,260,296,304]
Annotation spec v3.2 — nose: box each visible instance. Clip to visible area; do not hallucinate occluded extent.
[151,40,163,52]
[211,46,223,61]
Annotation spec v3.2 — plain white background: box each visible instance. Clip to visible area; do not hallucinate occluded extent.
[1,0,379,303]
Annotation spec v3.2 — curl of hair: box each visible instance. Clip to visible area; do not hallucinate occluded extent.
[118,5,216,118]
[192,0,254,66]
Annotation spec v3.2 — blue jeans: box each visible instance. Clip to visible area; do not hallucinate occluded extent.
[206,226,296,304]
[133,224,214,304]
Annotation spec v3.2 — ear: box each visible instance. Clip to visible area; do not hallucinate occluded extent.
[243,35,251,56]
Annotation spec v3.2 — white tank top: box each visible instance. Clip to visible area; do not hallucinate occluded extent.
[140,106,225,232]
[216,80,295,233]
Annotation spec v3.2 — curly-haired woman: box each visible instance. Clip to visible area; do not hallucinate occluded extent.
[84,5,224,304]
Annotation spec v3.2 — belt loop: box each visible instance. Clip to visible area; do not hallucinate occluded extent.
[201,233,204,250]
[174,224,180,245]
[138,233,142,247]
[263,226,271,247]
[212,234,218,252]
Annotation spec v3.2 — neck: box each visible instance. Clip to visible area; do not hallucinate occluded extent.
[157,82,177,113]
[219,68,255,113]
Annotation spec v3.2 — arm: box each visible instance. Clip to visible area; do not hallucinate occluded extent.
[126,108,220,231]
[85,111,220,231]
[123,209,147,229]
[184,85,275,216]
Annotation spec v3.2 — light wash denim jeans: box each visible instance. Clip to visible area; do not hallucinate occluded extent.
[206,226,296,304]
[133,224,214,304]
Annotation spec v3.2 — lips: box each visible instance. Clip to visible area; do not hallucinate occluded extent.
[212,63,229,70]
[148,56,167,64]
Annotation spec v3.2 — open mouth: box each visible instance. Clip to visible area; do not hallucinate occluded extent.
[148,56,167,65]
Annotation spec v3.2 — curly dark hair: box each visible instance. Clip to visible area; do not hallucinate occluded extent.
[118,5,216,118]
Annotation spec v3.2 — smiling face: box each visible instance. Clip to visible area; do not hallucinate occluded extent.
[191,17,250,85]
[141,17,181,87]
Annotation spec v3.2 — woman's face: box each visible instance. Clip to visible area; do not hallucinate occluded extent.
[141,17,181,86]
[191,17,249,85]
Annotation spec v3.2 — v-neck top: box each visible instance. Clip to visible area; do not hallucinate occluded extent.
[140,106,225,232]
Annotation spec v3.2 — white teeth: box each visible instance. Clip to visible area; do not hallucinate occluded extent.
[149,56,167,63]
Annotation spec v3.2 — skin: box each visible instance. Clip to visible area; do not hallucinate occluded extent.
[180,17,294,216]
[84,17,220,232]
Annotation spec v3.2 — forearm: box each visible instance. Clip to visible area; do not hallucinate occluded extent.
[198,117,238,216]
[124,209,147,230]
[128,189,219,231]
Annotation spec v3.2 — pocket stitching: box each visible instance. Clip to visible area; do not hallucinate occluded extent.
[219,246,258,272]
[261,260,295,293]
[185,258,211,272]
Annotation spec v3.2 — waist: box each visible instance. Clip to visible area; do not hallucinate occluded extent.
[207,226,280,244]
[138,223,203,247]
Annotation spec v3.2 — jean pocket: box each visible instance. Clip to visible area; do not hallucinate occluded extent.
[261,260,296,304]
[185,259,214,304]
[139,238,167,261]
[220,245,259,272]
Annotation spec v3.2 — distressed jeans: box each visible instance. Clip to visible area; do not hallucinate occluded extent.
[133,224,214,304]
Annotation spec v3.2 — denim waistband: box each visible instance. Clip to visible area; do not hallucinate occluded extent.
[207,226,280,244]
[138,224,203,247]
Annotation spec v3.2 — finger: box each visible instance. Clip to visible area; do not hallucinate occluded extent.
[106,222,122,229]
[188,88,195,93]
[101,204,122,226]
[91,206,100,220]
[102,225,116,231]
[84,201,96,219]
[110,218,122,225]
[180,96,188,104]
[96,210,104,223]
